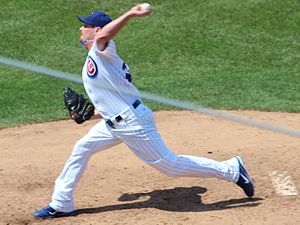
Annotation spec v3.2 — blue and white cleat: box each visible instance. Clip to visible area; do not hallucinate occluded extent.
[32,205,76,219]
[235,156,255,197]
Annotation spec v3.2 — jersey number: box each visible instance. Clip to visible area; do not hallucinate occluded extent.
[122,62,132,83]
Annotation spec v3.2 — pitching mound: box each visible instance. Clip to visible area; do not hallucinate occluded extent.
[0,110,299,225]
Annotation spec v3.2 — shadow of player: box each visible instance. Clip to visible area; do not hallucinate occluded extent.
[76,186,262,215]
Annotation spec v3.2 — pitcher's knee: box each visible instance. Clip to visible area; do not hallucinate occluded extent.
[72,139,92,158]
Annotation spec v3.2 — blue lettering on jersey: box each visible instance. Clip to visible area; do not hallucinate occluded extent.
[86,56,98,78]
[122,62,132,83]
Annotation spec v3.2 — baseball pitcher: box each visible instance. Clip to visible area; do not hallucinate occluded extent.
[33,3,254,219]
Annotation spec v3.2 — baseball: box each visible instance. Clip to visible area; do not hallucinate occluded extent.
[140,3,152,13]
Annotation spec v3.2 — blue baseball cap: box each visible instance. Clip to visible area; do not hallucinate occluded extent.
[77,12,112,28]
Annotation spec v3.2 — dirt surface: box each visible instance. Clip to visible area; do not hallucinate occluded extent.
[0,110,299,225]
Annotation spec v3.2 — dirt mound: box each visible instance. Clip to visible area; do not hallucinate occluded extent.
[0,111,299,225]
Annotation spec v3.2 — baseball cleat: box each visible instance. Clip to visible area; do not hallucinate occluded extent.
[235,156,255,197]
[32,205,76,219]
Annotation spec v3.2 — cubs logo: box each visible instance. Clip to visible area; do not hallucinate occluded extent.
[86,56,98,78]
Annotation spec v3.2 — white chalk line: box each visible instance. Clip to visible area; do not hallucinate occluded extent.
[269,171,298,196]
[1,55,300,138]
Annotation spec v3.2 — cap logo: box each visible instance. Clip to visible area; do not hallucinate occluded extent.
[86,56,98,78]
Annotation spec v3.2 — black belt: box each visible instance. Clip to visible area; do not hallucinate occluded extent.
[106,100,141,128]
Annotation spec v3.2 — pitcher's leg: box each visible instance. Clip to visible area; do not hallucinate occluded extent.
[120,107,240,186]
[149,151,240,182]
[50,121,121,212]
[124,128,239,183]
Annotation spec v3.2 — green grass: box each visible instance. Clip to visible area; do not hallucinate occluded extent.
[0,0,299,128]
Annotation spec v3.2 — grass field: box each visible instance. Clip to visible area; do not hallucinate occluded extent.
[0,0,299,128]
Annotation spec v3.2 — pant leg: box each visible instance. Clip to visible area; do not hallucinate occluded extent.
[50,120,121,212]
[116,104,239,183]
[148,152,239,182]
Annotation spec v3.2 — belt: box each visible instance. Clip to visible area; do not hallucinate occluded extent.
[106,100,141,128]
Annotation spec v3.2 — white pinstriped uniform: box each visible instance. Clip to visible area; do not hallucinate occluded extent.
[50,41,240,212]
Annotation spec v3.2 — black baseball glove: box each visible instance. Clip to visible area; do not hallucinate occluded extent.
[63,87,95,124]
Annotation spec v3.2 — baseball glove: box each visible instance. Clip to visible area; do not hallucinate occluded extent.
[63,87,95,124]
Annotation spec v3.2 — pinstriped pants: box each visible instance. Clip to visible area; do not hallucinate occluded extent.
[50,103,239,212]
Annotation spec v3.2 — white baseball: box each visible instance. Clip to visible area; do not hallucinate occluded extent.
[140,3,152,13]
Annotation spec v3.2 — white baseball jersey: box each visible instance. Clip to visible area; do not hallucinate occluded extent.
[82,40,140,119]
[50,40,241,213]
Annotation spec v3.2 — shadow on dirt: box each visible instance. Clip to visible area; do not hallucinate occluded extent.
[76,186,262,215]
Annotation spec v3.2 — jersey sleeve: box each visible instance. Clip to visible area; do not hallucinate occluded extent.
[94,40,118,60]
